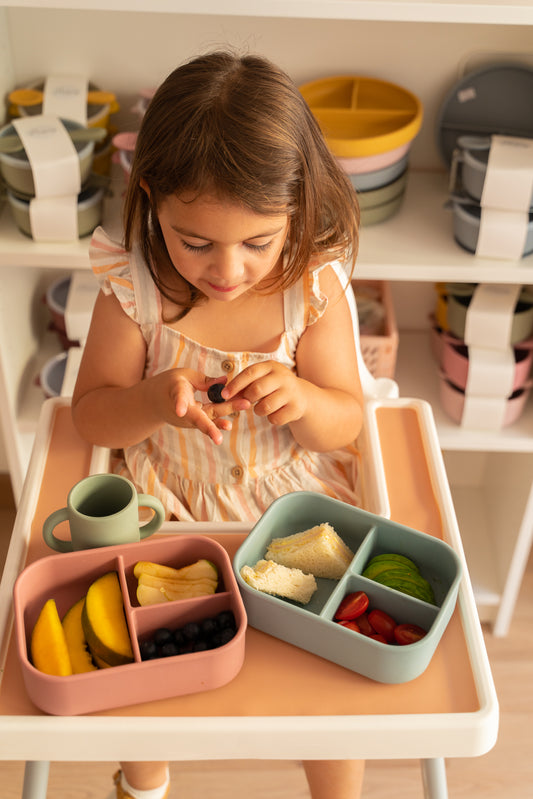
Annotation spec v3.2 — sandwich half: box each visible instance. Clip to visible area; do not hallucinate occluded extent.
[265,522,354,580]
[240,559,317,604]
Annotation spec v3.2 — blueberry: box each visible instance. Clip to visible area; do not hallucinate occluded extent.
[182,621,201,641]
[160,641,180,658]
[200,617,217,638]
[216,610,236,630]
[140,639,158,660]
[207,383,225,403]
[153,628,174,647]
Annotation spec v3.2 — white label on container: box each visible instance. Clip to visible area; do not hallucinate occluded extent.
[42,75,88,126]
[476,207,529,261]
[29,195,78,241]
[461,394,507,430]
[465,345,515,397]
[12,115,81,198]
[481,135,533,211]
[464,284,521,349]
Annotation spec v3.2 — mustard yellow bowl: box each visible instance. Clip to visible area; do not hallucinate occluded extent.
[300,76,423,158]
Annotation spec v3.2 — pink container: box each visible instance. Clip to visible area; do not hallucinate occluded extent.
[442,339,533,392]
[336,142,410,175]
[439,375,531,427]
[14,535,247,715]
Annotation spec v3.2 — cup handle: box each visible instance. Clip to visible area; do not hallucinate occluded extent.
[42,508,74,552]
[137,495,166,539]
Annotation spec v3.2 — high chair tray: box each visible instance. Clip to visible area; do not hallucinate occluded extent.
[0,398,498,764]
[13,536,247,716]
[234,492,462,684]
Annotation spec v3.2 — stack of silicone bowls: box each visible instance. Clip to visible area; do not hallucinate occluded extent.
[299,76,423,224]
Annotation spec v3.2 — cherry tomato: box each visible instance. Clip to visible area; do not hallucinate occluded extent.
[369,633,388,644]
[337,619,361,633]
[368,608,397,643]
[394,623,427,645]
[354,612,374,637]
[334,591,369,621]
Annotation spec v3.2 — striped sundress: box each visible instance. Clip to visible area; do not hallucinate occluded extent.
[90,226,360,523]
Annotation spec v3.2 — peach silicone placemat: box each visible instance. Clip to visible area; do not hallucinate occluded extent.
[0,404,479,719]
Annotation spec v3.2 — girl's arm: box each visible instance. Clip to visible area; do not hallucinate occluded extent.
[72,291,247,448]
[223,265,364,452]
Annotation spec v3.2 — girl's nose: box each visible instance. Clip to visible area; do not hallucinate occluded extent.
[210,247,244,284]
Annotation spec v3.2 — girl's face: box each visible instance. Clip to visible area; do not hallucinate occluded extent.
[156,192,290,303]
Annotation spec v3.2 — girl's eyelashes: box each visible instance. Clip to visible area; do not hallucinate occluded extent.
[181,240,273,254]
[182,241,211,253]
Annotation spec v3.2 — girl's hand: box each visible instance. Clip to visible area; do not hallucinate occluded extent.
[221,361,306,427]
[165,370,251,445]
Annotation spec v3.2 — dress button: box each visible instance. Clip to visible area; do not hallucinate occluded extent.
[231,465,243,479]
[221,359,234,373]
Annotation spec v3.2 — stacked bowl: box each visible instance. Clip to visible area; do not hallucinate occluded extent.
[299,75,423,224]
[431,283,533,426]
[0,118,105,240]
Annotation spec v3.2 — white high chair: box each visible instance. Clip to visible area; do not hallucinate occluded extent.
[0,272,498,799]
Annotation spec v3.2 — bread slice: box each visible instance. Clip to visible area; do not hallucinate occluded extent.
[240,559,317,604]
[265,523,354,580]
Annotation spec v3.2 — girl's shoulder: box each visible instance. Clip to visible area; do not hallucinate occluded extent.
[89,226,139,321]
[306,257,351,327]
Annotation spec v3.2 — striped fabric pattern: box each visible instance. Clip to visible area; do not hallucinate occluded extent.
[90,227,360,522]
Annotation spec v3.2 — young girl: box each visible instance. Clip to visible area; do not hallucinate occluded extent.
[73,51,365,799]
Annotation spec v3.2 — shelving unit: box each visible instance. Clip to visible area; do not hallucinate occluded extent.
[0,0,532,636]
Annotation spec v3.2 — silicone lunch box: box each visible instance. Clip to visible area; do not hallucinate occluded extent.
[7,185,104,240]
[445,283,533,343]
[14,535,247,715]
[439,374,531,427]
[0,119,95,197]
[234,492,462,685]
[441,336,533,393]
[451,200,533,258]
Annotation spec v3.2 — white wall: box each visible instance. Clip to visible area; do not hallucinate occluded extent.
[1,8,532,475]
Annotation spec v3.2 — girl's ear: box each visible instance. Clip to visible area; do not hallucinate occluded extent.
[140,178,151,197]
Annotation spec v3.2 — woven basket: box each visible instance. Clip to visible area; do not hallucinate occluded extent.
[352,279,399,379]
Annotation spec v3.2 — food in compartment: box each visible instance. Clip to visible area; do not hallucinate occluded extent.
[362,552,436,604]
[62,597,98,673]
[240,559,317,604]
[81,572,134,667]
[139,610,238,661]
[29,570,134,676]
[31,599,73,676]
[333,592,427,646]
[134,558,219,606]
[265,522,354,579]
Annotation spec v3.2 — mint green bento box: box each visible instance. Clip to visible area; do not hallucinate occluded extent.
[233,492,462,684]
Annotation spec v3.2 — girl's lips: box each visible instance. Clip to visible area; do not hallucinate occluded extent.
[208,282,240,293]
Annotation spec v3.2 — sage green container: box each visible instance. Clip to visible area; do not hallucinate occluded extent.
[234,492,462,684]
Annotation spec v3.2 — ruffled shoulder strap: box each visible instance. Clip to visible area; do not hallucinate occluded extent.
[89,226,161,325]
[283,263,328,333]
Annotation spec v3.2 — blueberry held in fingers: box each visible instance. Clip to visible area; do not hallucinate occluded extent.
[208,382,225,403]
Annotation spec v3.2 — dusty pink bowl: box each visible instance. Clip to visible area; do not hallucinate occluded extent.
[439,375,530,427]
[336,142,411,175]
[442,339,533,392]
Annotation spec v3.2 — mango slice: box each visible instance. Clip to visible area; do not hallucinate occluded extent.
[31,599,73,676]
[81,572,134,666]
[133,558,218,582]
[61,597,98,673]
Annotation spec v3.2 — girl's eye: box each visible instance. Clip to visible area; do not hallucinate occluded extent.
[245,241,272,253]
[182,241,211,253]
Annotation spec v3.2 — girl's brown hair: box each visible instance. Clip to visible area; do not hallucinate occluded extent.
[123,50,360,315]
